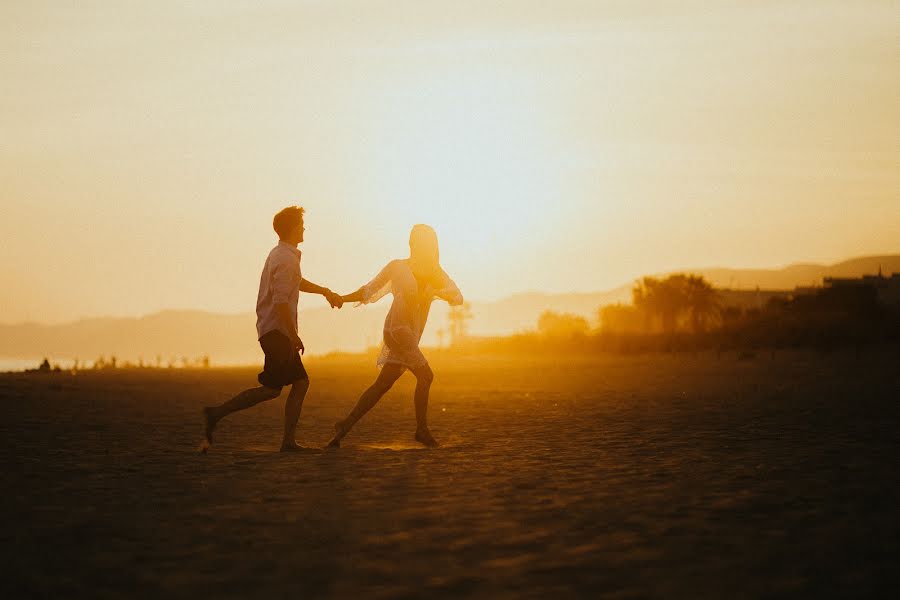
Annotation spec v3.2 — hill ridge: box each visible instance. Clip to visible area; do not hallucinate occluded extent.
[2,254,896,363]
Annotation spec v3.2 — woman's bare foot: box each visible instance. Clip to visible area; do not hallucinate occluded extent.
[414,427,439,448]
[325,420,346,448]
[203,407,218,445]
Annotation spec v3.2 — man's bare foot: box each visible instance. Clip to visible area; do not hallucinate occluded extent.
[280,441,304,452]
[414,428,440,448]
[203,407,217,445]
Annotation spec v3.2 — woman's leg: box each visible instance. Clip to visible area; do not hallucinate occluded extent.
[327,363,405,447]
[410,363,438,447]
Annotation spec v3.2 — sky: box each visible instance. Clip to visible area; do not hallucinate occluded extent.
[1,1,898,324]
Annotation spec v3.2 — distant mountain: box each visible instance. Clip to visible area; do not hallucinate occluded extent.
[0,308,385,366]
[1,255,895,365]
[664,255,900,291]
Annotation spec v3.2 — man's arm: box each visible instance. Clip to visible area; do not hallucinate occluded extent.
[299,278,343,308]
[275,302,304,354]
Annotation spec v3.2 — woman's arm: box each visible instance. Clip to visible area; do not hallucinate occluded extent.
[343,261,396,305]
[433,271,463,305]
[341,287,366,304]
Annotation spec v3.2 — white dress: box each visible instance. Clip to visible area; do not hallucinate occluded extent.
[359,259,463,369]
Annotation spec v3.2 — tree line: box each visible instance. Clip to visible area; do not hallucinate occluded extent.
[29,354,213,373]
[454,274,900,354]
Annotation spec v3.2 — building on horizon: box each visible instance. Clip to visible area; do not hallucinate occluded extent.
[824,269,900,308]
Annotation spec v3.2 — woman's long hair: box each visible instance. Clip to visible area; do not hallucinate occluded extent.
[408,224,442,287]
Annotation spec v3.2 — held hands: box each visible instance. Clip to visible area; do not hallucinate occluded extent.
[324,289,344,309]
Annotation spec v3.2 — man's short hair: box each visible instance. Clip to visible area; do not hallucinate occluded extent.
[273,206,305,239]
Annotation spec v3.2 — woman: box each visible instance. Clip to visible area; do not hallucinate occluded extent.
[327,224,463,448]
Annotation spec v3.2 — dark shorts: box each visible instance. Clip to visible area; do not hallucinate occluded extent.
[257,330,308,389]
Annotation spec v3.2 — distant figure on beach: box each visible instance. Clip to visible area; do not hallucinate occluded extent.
[202,206,342,452]
[327,224,463,448]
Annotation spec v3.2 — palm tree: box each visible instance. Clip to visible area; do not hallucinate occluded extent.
[633,274,722,333]
[632,277,663,332]
[633,275,690,333]
[447,302,473,345]
[684,275,720,333]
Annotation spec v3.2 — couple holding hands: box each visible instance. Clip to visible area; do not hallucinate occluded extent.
[202,206,463,452]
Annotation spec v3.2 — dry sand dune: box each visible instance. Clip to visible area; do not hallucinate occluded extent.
[2,351,899,598]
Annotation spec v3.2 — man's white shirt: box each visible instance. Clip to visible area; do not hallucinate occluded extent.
[256,241,301,339]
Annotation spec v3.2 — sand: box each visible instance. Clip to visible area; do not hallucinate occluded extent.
[2,350,899,598]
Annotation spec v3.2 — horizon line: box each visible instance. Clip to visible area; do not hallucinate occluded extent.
[2,252,897,327]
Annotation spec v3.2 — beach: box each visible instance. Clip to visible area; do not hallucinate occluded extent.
[3,350,899,598]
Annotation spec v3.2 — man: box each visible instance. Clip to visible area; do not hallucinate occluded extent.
[202,206,342,452]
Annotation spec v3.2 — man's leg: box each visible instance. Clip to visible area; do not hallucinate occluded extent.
[281,377,310,451]
[410,363,439,447]
[204,385,283,444]
[327,363,405,447]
